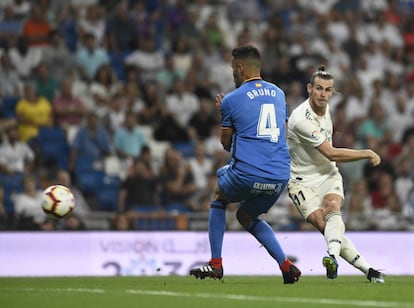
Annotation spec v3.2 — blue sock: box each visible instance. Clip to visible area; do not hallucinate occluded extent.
[248,219,286,265]
[209,201,226,259]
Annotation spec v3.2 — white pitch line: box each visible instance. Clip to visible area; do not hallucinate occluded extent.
[2,287,105,294]
[3,287,413,308]
[125,289,414,308]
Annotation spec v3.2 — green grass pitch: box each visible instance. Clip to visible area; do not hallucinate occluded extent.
[1,276,414,308]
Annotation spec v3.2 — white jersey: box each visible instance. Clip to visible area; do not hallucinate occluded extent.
[287,99,338,187]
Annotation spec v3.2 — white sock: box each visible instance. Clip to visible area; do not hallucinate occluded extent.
[324,211,345,258]
[340,235,371,275]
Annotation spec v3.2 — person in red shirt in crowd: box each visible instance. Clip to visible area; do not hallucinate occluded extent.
[22,4,51,47]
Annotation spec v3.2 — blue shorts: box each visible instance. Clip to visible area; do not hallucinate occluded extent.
[217,164,288,218]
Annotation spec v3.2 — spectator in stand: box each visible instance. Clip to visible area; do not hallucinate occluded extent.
[124,33,165,83]
[0,5,23,45]
[156,53,185,93]
[105,2,138,54]
[184,51,214,99]
[357,99,388,149]
[8,35,42,80]
[0,123,35,175]
[0,52,22,100]
[286,80,306,115]
[188,97,219,141]
[343,179,374,231]
[55,3,79,54]
[154,112,191,143]
[188,141,213,196]
[165,78,200,129]
[0,122,34,216]
[170,35,193,78]
[41,29,75,82]
[112,111,146,161]
[7,0,31,21]
[363,138,397,194]
[387,95,414,144]
[111,213,132,230]
[13,174,53,230]
[33,62,59,102]
[15,82,52,142]
[0,184,8,229]
[138,80,167,126]
[123,79,145,114]
[68,111,111,172]
[118,153,162,213]
[366,11,403,48]
[175,6,202,49]
[75,32,110,83]
[208,47,234,97]
[399,133,414,170]
[53,78,87,129]
[204,123,231,164]
[342,78,370,126]
[159,148,197,212]
[22,4,51,48]
[88,64,122,119]
[55,169,89,230]
[394,155,414,221]
[102,93,126,138]
[370,172,404,230]
[78,4,106,47]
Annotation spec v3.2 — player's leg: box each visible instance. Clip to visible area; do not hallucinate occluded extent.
[237,184,301,284]
[190,166,230,280]
[288,181,340,279]
[340,235,385,283]
[189,187,227,280]
[289,181,383,282]
[322,194,345,258]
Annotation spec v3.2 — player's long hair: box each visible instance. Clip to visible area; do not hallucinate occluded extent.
[309,65,338,94]
[310,65,333,85]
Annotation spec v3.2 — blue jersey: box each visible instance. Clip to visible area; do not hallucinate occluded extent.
[220,79,290,180]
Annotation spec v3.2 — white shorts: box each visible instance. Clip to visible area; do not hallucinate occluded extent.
[288,171,344,220]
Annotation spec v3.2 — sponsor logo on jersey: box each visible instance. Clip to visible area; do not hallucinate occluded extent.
[311,130,319,138]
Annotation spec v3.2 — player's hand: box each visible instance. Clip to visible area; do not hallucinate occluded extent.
[368,150,381,166]
[215,93,224,110]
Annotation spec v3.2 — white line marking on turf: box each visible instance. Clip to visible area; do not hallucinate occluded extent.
[125,289,414,308]
[2,287,105,294]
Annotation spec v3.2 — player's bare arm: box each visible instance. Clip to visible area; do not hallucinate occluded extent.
[317,140,381,166]
[220,127,233,151]
[215,92,233,151]
[215,93,224,109]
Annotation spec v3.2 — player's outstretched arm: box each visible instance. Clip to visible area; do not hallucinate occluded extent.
[317,141,381,166]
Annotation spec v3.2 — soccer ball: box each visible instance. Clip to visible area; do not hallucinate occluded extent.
[41,185,75,219]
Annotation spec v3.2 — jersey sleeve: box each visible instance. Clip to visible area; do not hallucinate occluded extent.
[293,119,326,148]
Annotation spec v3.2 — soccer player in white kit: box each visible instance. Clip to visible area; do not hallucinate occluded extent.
[287,66,384,283]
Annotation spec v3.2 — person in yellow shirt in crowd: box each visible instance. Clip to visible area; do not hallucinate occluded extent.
[15,82,52,142]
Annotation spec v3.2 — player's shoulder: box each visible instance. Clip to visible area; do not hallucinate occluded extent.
[289,99,310,121]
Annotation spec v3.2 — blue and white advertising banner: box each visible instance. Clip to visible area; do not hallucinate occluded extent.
[0,231,412,276]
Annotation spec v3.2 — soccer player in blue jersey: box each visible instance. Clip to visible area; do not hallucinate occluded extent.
[189,45,301,284]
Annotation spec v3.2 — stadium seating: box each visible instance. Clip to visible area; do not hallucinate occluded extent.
[1,96,19,118]
[36,126,70,169]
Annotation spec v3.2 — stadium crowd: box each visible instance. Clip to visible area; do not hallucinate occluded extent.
[0,0,414,231]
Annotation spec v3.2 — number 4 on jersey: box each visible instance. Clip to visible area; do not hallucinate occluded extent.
[257,103,280,142]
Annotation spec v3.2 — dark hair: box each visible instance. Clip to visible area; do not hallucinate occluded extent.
[232,45,261,61]
[310,65,333,85]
